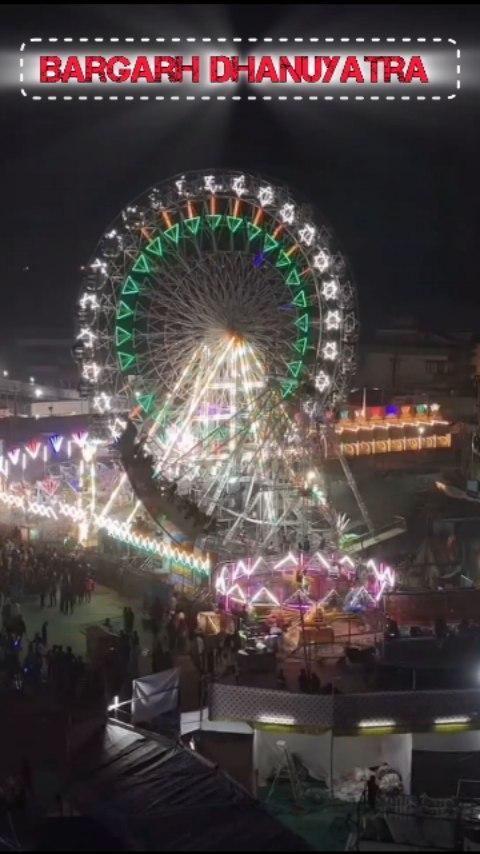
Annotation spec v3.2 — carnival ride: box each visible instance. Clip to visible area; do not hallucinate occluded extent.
[0,170,399,607]
[74,170,367,553]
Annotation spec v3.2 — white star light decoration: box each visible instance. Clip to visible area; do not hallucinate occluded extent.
[93,392,111,414]
[232,174,247,197]
[279,203,295,224]
[298,224,316,246]
[76,327,96,349]
[109,418,127,440]
[313,250,330,273]
[257,185,274,207]
[323,341,338,361]
[324,310,341,331]
[82,362,101,382]
[321,279,338,300]
[91,258,108,275]
[204,174,220,193]
[315,371,330,392]
[79,293,98,311]
[175,176,187,196]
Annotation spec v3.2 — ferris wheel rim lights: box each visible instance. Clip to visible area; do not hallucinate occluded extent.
[76,170,358,417]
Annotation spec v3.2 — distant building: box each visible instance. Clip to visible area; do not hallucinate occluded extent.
[356,319,479,422]
[0,377,80,418]
[0,329,77,389]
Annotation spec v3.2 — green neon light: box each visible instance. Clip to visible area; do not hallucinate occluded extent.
[246,222,262,241]
[132,253,151,274]
[138,393,155,414]
[295,314,310,333]
[115,327,132,347]
[276,250,292,268]
[292,290,307,308]
[117,300,134,320]
[286,268,302,287]
[122,276,140,295]
[118,352,136,372]
[184,216,201,235]
[120,210,317,405]
[206,214,223,230]
[287,360,303,379]
[281,379,299,399]
[293,337,308,356]
[146,236,163,257]
[164,223,180,244]
[263,233,279,253]
[226,215,243,234]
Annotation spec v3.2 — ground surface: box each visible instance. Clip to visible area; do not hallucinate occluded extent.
[18,584,146,656]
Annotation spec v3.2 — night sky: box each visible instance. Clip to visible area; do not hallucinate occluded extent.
[1,3,480,342]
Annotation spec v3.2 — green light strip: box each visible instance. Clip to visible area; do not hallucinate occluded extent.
[115,212,314,389]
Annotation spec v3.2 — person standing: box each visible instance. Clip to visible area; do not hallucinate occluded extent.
[41,621,48,647]
[49,576,57,608]
[126,607,135,634]
[39,577,47,609]
[367,774,378,811]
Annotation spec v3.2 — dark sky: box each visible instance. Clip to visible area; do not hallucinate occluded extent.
[1,3,480,341]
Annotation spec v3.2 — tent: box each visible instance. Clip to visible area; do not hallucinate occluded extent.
[253,728,412,795]
[67,721,309,851]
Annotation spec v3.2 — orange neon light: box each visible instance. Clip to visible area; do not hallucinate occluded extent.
[162,210,173,229]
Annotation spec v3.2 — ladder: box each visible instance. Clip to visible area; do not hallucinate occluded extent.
[266,740,304,806]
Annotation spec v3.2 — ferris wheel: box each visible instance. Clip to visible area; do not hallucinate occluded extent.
[75,170,358,555]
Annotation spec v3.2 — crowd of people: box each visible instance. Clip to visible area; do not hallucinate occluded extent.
[0,536,96,696]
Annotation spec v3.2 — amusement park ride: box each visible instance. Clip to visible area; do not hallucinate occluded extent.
[0,170,404,610]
